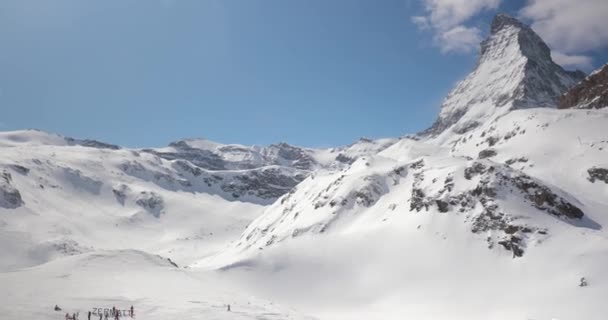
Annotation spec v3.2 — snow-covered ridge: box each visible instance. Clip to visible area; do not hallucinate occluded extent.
[200,15,608,271]
[203,107,608,273]
[0,129,398,270]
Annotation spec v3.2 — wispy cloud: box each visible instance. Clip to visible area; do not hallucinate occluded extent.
[520,0,608,70]
[412,0,502,54]
[551,52,594,70]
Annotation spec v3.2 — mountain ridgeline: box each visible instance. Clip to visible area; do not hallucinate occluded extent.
[200,14,608,267]
[1,14,607,270]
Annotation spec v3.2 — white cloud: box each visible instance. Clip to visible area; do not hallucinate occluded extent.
[521,0,608,52]
[438,26,482,54]
[413,0,502,54]
[411,16,431,30]
[551,52,593,70]
[520,0,608,68]
[422,0,501,30]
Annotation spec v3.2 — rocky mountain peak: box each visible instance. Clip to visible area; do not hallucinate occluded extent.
[421,14,585,137]
[482,14,550,63]
[490,14,524,34]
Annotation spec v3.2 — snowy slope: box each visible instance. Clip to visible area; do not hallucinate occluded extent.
[0,250,316,320]
[0,130,396,271]
[192,15,608,320]
[3,12,608,320]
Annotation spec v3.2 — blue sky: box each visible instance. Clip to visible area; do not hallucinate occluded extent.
[1,0,607,148]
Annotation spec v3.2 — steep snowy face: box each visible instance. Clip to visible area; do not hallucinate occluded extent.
[423,14,585,137]
[559,64,608,109]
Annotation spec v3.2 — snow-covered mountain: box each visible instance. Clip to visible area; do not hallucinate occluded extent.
[422,14,585,137]
[192,15,608,319]
[0,129,396,271]
[2,13,608,320]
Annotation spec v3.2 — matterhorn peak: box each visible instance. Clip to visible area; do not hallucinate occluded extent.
[422,14,585,137]
[482,13,550,62]
[490,13,525,34]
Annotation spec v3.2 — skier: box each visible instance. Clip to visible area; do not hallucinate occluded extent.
[130,305,134,318]
[98,312,102,320]
[227,304,231,312]
[88,311,92,320]
[73,312,77,320]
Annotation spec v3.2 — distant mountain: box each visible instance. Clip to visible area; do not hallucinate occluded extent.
[0,129,396,269]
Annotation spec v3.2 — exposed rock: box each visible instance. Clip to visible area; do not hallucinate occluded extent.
[588,167,608,184]
[335,153,356,165]
[486,136,500,147]
[65,137,121,150]
[144,143,226,170]
[509,173,584,219]
[136,192,165,217]
[173,160,203,176]
[505,157,528,166]
[221,168,307,200]
[478,149,498,159]
[112,184,130,205]
[268,142,317,170]
[498,237,524,258]
[62,167,102,194]
[0,171,24,209]
[435,199,449,213]
[559,64,608,109]
[9,164,29,175]
[465,162,488,180]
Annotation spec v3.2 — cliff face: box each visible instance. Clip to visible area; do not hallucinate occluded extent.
[559,64,608,109]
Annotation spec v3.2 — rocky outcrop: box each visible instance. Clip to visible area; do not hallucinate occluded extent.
[559,64,608,109]
[9,164,30,175]
[144,142,226,170]
[266,143,317,170]
[112,184,130,205]
[588,167,608,184]
[478,149,498,159]
[221,168,307,200]
[411,160,584,257]
[136,192,164,217]
[0,171,24,209]
[65,137,121,150]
